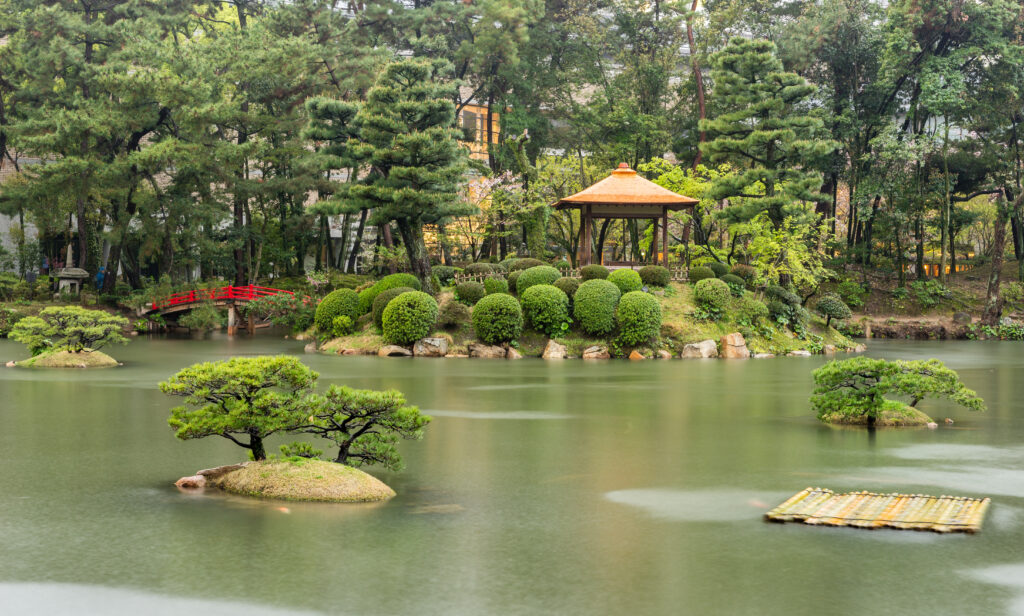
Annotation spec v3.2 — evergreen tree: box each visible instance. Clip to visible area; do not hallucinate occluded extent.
[699,37,837,229]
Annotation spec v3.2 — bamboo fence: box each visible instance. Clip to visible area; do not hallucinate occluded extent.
[765,487,990,534]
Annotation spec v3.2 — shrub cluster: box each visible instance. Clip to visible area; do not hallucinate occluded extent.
[638,265,670,287]
[509,258,546,272]
[472,293,523,344]
[516,265,561,295]
[358,273,421,314]
[694,278,731,312]
[580,264,610,281]
[521,284,570,336]
[553,260,572,271]
[708,261,729,278]
[331,315,354,337]
[608,268,642,294]
[736,294,770,324]
[432,265,460,286]
[436,300,470,329]
[464,262,495,276]
[816,292,852,327]
[553,277,580,299]
[372,286,415,328]
[766,285,808,329]
[730,263,756,282]
[719,273,746,296]
[455,281,486,306]
[315,288,361,333]
[573,279,621,335]
[507,270,522,294]
[483,276,509,295]
[688,266,715,283]
[382,291,438,345]
[616,291,662,346]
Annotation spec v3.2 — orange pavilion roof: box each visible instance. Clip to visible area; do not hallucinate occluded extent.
[553,163,698,210]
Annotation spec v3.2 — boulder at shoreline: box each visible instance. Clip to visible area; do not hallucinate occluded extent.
[17,349,118,368]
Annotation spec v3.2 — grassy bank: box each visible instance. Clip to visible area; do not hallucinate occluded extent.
[17,349,119,368]
[210,459,396,502]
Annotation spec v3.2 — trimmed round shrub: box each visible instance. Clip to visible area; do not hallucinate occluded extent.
[573,279,621,335]
[720,273,746,296]
[516,265,561,295]
[553,277,580,299]
[509,258,545,272]
[688,266,715,283]
[694,278,731,311]
[382,291,438,345]
[436,300,470,329]
[331,315,354,337]
[472,293,523,344]
[315,288,360,333]
[554,259,572,271]
[708,261,729,278]
[816,292,852,326]
[766,299,789,321]
[617,291,662,346]
[455,281,486,306]
[483,276,509,295]
[730,263,756,282]
[608,268,642,294]
[766,284,800,307]
[371,286,414,328]
[507,270,522,294]
[521,284,570,336]
[464,262,494,276]
[580,264,610,281]
[737,294,769,323]
[432,265,459,286]
[639,265,670,287]
[357,273,421,313]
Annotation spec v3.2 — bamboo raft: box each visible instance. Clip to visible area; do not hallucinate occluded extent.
[764,487,991,533]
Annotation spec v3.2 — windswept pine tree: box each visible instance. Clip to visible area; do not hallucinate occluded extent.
[699,37,837,229]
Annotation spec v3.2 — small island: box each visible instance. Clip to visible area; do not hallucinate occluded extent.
[161,355,430,503]
[811,357,986,427]
[9,306,128,368]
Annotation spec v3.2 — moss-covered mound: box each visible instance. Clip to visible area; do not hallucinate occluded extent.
[209,459,396,502]
[18,349,118,368]
[820,405,933,427]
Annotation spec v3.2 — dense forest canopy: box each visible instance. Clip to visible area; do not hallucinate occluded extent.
[0,0,1022,320]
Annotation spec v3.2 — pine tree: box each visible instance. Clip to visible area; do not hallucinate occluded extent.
[699,37,837,229]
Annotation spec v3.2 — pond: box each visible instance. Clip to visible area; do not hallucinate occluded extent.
[2,336,1024,615]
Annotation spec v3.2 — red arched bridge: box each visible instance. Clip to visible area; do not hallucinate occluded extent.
[145,285,298,334]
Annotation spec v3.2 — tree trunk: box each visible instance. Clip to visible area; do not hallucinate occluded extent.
[984,198,1010,325]
[686,0,706,170]
[347,209,367,273]
[249,432,266,462]
[915,216,925,281]
[395,218,434,294]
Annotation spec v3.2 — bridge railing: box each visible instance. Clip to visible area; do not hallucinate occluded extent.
[150,285,295,311]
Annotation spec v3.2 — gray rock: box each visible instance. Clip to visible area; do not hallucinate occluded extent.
[681,339,717,359]
[788,350,812,357]
[303,341,318,354]
[753,353,774,359]
[719,333,750,359]
[823,344,837,355]
[582,345,611,360]
[175,475,206,489]
[542,340,567,359]
[657,350,673,360]
[378,345,412,357]
[853,344,867,352]
[468,343,507,359]
[413,337,448,357]
[953,312,972,324]
[506,347,524,360]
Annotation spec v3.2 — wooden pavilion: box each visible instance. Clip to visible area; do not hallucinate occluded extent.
[552,163,698,267]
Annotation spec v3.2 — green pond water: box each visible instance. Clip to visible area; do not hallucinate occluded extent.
[2,335,1024,615]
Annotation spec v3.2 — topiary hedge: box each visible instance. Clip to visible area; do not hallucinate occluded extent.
[472,293,523,344]
[509,258,545,272]
[554,259,572,271]
[436,300,470,329]
[816,292,852,327]
[688,266,715,283]
[483,276,509,295]
[507,270,522,294]
[371,286,414,329]
[638,265,670,287]
[432,265,460,286]
[382,291,438,346]
[694,278,731,311]
[608,268,642,294]
[553,277,580,299]
[516,265,561,295]
[708,261,729,278]
[573,279,621,335]
[736,294,769,323]
[315,288,361,333]
[520,284,570,336]
[455,281,486,306]
[719,273,746,296]
[766,284,801,307]
[730,263,756,282]
[357,273,422,314]
[464,262,494,276]
[580,264,610,281]
[616,291,662,346]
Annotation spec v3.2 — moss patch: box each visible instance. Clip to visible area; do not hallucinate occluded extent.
[17,349,118,368]
[820,405,933,427]
[210,459,396,502]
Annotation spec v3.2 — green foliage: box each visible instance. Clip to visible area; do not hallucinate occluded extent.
[509,258,545,272]
[735,295,770,325]
[719,274,746,296]
[472,293,524,344]
[573,279,622,335]
[432,266,460,286]
[0,307,25,337]
[483,276,510,295]
[241,294,316,333]
[811,357,985,425]
[179,303,224,332]
[694,278,731,313]
[638,265,670,287]
[521,284,571,336]
[507,270,522,294]
[279,442,323,460]
[708,261,729,278]
[607,268,643,294]
[302,385,431,470]
[464,263,495,276]
[580,264,610,281]
[331,315,355,337]
[815,293,852,327]
[516,265,561,295]
[553,277,580,299]
[730,263,756,282]
[910,280,952,309]
[836,281,866,309]
[357,274,422,314]
[372,286,415,329]
[315,288,362,333]
[382,291,438,346]
[766,285,801,306]
[161,356,318,461]
[9,306,128,355]
[436,300,470,329]
[688,266,715,283]
[616,291,662,346]
[554,259,572,271]
[455,281,486,306]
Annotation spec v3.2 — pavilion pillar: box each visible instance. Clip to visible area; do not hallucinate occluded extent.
[651,217,658,266]
[662,208,669,267]
[583,206,593,266]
